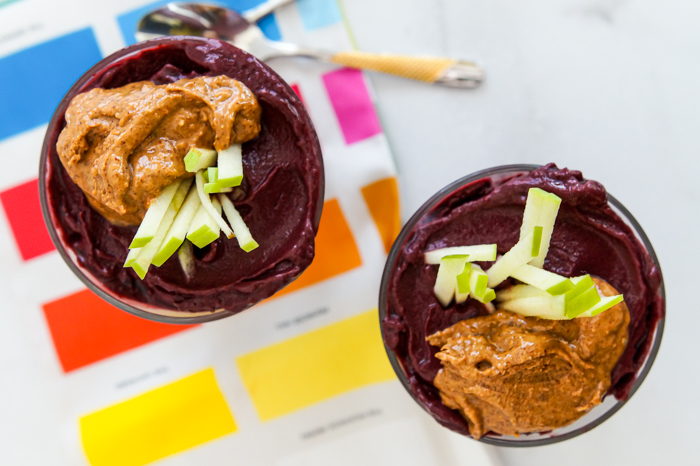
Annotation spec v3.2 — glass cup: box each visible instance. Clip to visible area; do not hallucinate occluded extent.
[39,37,323,324]
[378,164,665,446]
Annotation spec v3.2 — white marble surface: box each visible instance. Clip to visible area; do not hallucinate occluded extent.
[342,0,698,464]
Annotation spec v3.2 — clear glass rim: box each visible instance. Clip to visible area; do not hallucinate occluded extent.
[378,164,666,447]
[39,36,324,325]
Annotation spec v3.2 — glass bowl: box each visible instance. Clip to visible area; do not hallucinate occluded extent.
[39,37,324,324]
[378,164,665,447]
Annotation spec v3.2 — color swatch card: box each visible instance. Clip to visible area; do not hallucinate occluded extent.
[0,1,497,465]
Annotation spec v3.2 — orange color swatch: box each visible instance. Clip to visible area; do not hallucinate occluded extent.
[361,176,401,254]
[42,289,196,373]
[274,198,361,297]
[81,368,236,466]
[237,309,395,421]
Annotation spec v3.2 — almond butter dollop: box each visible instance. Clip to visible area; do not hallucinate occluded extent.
[56,76,261,225]
[427,278,629,439]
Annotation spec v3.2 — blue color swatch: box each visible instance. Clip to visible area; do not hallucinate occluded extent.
[257,13,282,41]
[0,0,24,8]
[0,27,102,142]
[117,0,281,46]
[296,0,342,31]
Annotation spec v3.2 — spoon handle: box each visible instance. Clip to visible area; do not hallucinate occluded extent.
[328,51,483,88]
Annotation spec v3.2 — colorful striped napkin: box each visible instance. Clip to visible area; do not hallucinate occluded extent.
[0,1,497,465]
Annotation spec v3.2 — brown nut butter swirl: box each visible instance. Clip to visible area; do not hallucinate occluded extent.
[427,278,629,439]
[57,75,261,226]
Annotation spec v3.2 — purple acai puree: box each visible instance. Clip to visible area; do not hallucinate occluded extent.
[44,38,323,313]
[382,164,663,436]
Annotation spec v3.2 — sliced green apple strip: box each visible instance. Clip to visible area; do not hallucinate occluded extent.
[129,180,182,249]
[218,194,259,252]
[204,184,232,194]
[152,187,201,266]
[565,275,596,302]
[186,198,222,249]
[207,167,218,182]
[195,170,234,239]
[510,264,574,295]
[203,182,215,194]
[177,240,195,279]
[203,168,234,192]
[455,262,472,304]
[470,265,488,298]
[433,255,469,307]
[184,148,217,173]
[471,289,496,304]
[520,187,544,234]
[186,201,218,244]
[217,144,244,187]
[577,294,624,318]
[469,264,496,303]
[424,244,497,264]
[532,226,543,257]
[495,284,549,302]
[128,181,192,276]
[500,295,567,320]
[481,288,496,304]
[173,177,194,206]
[486,232,537,288]
[565,285,602,318]
[571,274,595,286]
[519,188,562,268]
[131,201,180,279]
[124,247,140,267]
[204,168,224,193]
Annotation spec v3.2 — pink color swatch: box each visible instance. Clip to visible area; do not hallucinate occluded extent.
[0,178,55,261]
[322,68,382,145]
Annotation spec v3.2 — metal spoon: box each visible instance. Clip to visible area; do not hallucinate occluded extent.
[136,1,483,88]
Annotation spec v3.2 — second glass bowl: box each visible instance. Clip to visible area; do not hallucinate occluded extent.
[378,164,665,446]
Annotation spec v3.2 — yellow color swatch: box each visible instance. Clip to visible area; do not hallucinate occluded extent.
[237,309,395,421]
[80,369,236,466]
[361,176,401,254]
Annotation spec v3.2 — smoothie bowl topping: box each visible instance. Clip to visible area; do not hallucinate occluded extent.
[58,75,262,280]
[427,187,624,320]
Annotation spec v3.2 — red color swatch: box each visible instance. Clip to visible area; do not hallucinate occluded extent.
[0,178,55,261]
[291,83,305,105]
[42,289,197,373]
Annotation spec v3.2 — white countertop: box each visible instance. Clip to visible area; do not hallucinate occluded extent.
[343,0,698,464]
[0,0,694,464]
